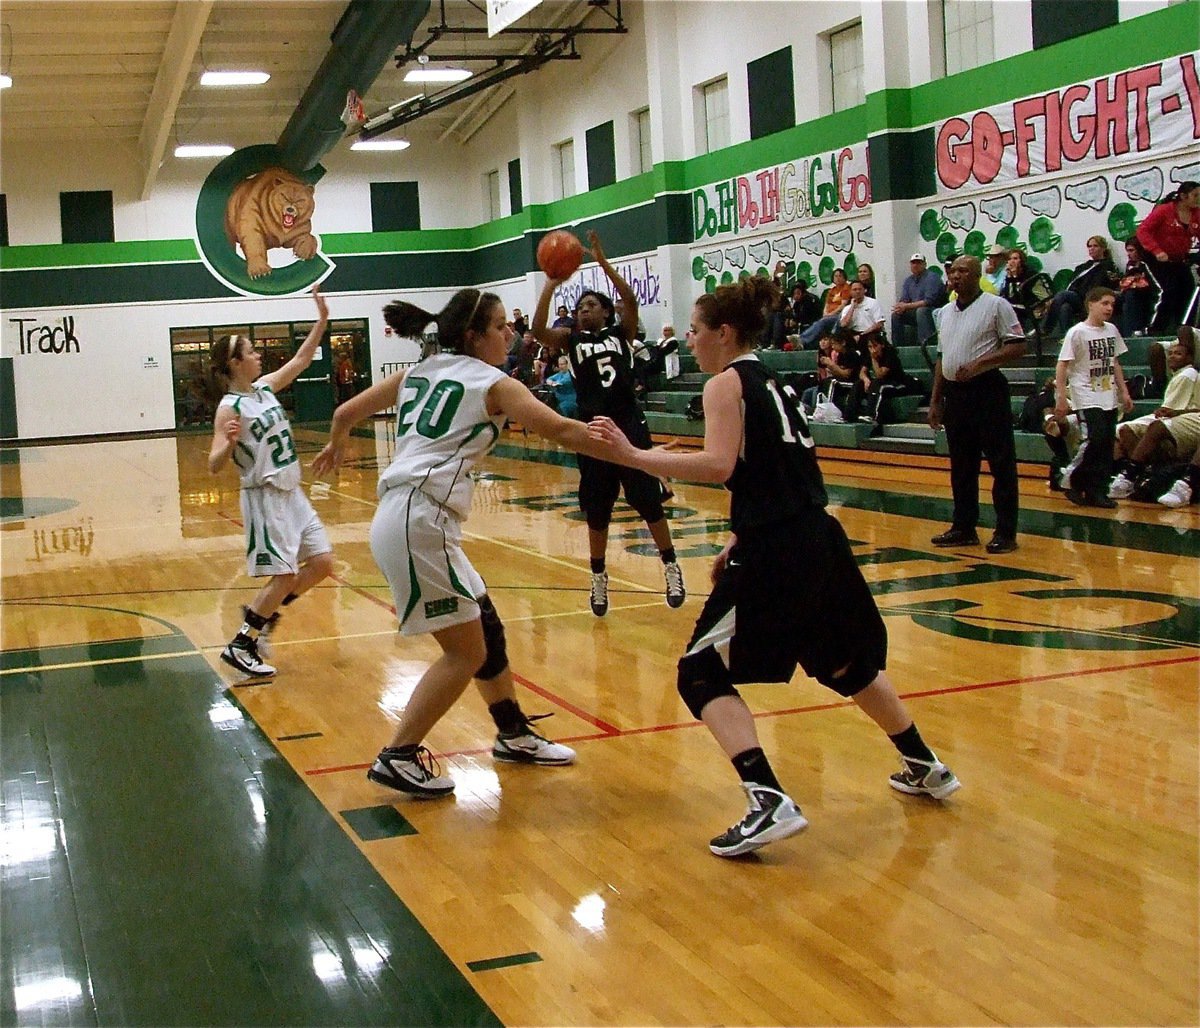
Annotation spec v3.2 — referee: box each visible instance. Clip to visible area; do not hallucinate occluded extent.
[928,255,1027,554]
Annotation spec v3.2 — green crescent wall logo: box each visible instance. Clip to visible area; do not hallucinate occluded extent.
[195,144,334,297]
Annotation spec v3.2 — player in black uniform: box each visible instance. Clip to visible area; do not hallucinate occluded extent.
[589,275,960,858]
[532,229,684,616]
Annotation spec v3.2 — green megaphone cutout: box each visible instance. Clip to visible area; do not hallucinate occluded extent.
[195,144,333,297]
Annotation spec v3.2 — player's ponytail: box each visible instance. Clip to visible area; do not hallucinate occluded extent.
[693,275,779,347]
[385,288,501,354]
[205,333,245,403]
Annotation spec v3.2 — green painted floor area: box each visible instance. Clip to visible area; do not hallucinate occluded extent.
[1,639,499,1027]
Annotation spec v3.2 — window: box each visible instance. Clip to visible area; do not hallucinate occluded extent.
[508,158,524,214]
[1031,0,1117,50]
[701,77,730,153]
[829,22,864,112]
[943,0,994,75]
[60,190,114,244]
[485,169,501,220]
[585,120,616,190]
[632,107,652,175]
[370,181,420,231]
[553,140,575,200]
[748,47,795,140]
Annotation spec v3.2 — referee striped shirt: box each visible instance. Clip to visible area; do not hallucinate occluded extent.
[936,292,1024,380]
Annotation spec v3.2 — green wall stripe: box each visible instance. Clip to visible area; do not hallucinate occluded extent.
[0,238,200,269]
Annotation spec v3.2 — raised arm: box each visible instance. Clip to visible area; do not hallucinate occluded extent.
[531,275,572,351]
[262,286,329,393]
[589,230,638,345]
[312,367,407,476]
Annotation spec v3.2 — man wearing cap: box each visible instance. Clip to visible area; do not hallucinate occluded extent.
[928,255,1027,554]
[891,253,948,346]
[983,244,1009,292]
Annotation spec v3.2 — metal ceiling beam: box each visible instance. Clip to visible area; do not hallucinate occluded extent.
[137,0,214,200]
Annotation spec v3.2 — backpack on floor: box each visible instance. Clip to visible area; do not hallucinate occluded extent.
[685,395,705,421]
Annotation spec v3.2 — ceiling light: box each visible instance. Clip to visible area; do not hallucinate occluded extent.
[404,68,471,83]
[0,75,11,89]
[175,144,236,158]
[351,139,411,152]
[201,70,270,86]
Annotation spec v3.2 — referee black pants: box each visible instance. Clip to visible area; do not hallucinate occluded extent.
[943,370,1019,539]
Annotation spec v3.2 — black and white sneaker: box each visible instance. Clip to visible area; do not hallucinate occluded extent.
[589,571,609,617]
[709,783,808,857]
[493,723,576,765]
[367,745,455,797]
[242,605,281,657]
[220,635,276,677]
[889,755,961,799]
[664,561,685,608]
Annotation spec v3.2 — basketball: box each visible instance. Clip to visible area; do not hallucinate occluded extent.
[537,230,584,279]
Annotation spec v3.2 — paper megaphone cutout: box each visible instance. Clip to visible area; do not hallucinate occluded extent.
[724,245,747,269]
[1064,177,1109,211]
[798,230,824,256]
[827,226,853,254]
[702,250,724,273]
[856,225,874,248]
[979,194,1016,225]
[1020,186,1061,218]
[941,202,977,231]
[1114,168,1163,203]
[748,240,771,265]
[1171,160,1200,185]
[772,235,797,260]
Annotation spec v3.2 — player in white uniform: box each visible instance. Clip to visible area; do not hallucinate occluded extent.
[314,287,614,798]
[208,286,334,677]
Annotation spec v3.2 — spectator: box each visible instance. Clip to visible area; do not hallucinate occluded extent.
[511,307,529,337]
[822,331,865,417]
[1054,287,1133,508]
[837,280,886,345]
[1136,181,1200,334]
[1018,377,1075,491]
[801,333,837,413]
[799,268,851,347]
[551,304,575,330]
[928,255,1026,554]
[999,250,1054,342]
[891,253,947,346]
[762,290,791,349]
[790,281,822,337]
[614,296,647,341]
[983,244,1009,292]
[335,350,357,405]
[847,332,923,426]
[856,262,877,298]
[1114,238,1158,339]
[1040,236,1121,339]
[545,354,578,419]
[510,330,538,383]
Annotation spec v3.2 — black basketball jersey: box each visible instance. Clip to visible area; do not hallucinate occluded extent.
[726,355,828,534]
[566,326,640,421]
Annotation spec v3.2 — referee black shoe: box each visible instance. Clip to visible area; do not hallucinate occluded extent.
[930,527,980,547]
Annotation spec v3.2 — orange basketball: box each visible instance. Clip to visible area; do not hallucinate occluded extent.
[537,230,584,279]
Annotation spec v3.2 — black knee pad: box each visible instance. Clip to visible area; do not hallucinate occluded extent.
[819,658,879,698]
[629,498,665,525]
[677,647,739,720]
[585,507,612,532]
[474,595,509,681]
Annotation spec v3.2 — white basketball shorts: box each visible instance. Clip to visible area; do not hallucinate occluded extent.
[240,483,332,577]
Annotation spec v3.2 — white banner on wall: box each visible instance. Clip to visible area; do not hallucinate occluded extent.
[487,0,542,37]
[934,52,1200,197]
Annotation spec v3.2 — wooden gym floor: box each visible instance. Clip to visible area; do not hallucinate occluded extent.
[2,424,1197,1026]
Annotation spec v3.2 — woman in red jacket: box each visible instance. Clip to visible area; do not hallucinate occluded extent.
[1136,181,1200,333]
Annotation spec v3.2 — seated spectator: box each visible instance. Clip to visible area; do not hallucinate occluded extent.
[762,291,791,349]
[891,253,947,346]
[1156,444,1200,507]
[821,331,864,417]
[544,355,578,419]
[846,331,923,426]
[1114,239,1158,338]
[1135,180,1200,334]
[511,307,529,337]
[509,330,539,384]
[551,304,575,330]
[1109,328,1200,497]
[1018,377,1075,491]
[790,281,822,337]
[1000,250,1054,341]
[799,268,851,346]
[856,263,877,298]
[1108,410,1200,500]
[983,245,1009,292]
[800,334,836,413]
[615,296,647,341]
[838,279,886,345]
[1040,236,1121,338]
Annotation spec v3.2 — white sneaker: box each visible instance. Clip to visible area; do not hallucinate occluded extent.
[493,730,576,765]
[709,783,808,857]
[889,755,961,800]
[589,571,609,617]
[1158,479,1193,508]
[664,561,686,608]
[219,635,276,677]
[1108,472,1136,499]
[368,745,455,797]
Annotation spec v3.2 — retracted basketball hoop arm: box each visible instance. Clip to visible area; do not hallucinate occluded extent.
[358,0,627,140]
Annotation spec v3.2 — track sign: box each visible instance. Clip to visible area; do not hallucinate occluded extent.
[487,0,543,36]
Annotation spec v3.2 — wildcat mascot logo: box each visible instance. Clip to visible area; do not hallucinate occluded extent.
[195,144,333,296]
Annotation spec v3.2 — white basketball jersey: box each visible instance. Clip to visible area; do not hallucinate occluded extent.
[377,353,507,519]
[218,383,302,490]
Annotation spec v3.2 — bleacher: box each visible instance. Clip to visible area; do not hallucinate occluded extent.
[642,332,1179,470]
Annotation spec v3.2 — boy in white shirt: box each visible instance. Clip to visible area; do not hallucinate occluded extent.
[1055,287,1134,508]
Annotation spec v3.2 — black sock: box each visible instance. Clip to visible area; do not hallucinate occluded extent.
[385,743,418,758]
[242,608,269,631]
[660,548,677,564]
[590,558,606,574]
[488,699,525,736]
[731,747,782,792]
[282,593,299,606]
[889,724,936,763]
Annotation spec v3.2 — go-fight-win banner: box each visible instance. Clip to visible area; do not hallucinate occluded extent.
[935,52,1200,196]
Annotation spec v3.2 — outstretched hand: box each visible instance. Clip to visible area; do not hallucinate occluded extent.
[587,415,635,459]
[311,441,342,478]
[312,284,329,321]
[586,229,604,265]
